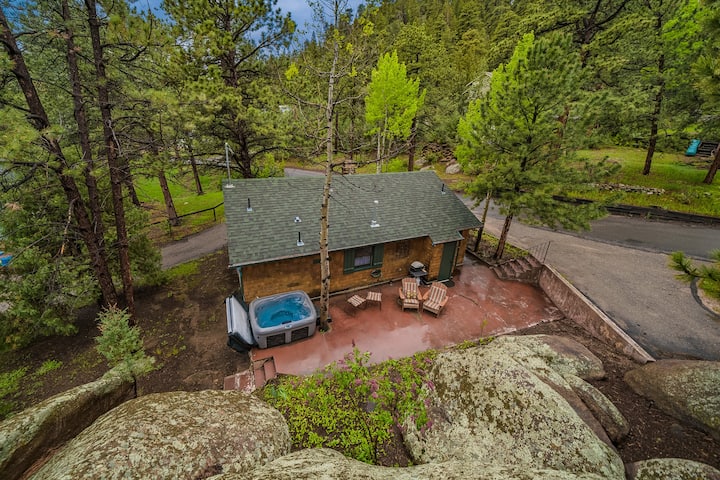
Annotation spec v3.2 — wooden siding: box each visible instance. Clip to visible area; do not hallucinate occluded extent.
[239,231,473,301]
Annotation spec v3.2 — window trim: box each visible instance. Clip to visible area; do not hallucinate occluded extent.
[343,244,384,273]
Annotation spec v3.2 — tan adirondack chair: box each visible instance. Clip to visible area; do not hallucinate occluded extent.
[422,282,448,317]
[399,277,421,311]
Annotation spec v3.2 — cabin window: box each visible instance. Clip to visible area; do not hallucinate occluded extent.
[344,244,384,273]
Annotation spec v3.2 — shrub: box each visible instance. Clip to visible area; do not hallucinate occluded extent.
[264,348,436,465]
[95,307,155,378]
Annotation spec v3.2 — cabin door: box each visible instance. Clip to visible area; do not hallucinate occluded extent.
[437,241,457,281]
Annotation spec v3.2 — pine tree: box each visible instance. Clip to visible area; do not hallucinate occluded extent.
[457,32,617,259]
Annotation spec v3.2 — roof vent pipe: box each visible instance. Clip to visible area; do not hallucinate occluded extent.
[441,184,446,195]
[297,232,304,247]
[246,198,252,212]
[370,200,380,228]
[294,216,301,223]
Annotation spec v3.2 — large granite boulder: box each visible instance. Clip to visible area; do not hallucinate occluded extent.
[494,335,606,380]
[30,390,290,480]
[626,458,720,480]
[624,360,720,441]
[402,336,625,479]
[209,448,608,479]
[0,365,135,480]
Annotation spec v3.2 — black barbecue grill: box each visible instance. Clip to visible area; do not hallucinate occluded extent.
[409,261,429,285]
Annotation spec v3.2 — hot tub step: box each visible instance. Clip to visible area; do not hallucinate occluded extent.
[252,357,277,389]
[223,370,255,393]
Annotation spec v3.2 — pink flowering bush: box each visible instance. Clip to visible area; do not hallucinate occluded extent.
[263,347,436,465]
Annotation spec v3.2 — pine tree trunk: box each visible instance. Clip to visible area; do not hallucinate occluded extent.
[703,148,720,184]
[187,141,204,195]
[475,191,492,253]
[123,168,141,207]
[62,0,106,248]
[0,9,119,306]
[85,0,135,317]
[643,53,665,176]
[158,170,180,226]
[494,213,514,260]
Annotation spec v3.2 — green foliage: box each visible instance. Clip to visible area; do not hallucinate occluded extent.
[575,148,720,216]
[264,348,436,464]
[365,50,426,168]
[95,306,154,377]
[0,247,94,350]
[457,32,618,256]
[670,250,720,300]
[35,359,62,376]
[0,367,26,419]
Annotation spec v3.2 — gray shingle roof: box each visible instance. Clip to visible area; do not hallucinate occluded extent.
[224,171,482,267]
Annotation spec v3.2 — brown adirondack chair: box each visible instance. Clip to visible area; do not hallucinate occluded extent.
[399,277,421,311]
[422,282,448,317]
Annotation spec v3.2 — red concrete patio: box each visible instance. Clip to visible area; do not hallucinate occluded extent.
[251,256,563,376]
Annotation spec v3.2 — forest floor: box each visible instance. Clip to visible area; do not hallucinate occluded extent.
[1,248,718,471]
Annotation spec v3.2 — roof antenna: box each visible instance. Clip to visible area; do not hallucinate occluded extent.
[370,200,380,228]
[296,232,304,247]
[224,142,235,189]
[246,198,252,212]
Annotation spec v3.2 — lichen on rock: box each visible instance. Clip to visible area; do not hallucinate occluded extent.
[624,360,720,441]
[208,448,609,479]
[401,336,625,479]
[29,390,290,480]
[626,458,720,480]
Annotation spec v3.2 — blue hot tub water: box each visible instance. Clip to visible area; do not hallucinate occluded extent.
[255,294,312,328]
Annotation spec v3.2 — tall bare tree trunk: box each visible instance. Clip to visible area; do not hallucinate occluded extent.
[0,8,119,306]
[318,18,340,332]
[85,0,135,317]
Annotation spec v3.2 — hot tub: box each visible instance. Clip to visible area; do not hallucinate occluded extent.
[249,290,317,348]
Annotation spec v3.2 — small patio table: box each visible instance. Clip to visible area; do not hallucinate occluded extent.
[347,294,366,309]
[366,291,382,310]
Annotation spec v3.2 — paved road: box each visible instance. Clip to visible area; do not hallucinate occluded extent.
[161,169,720,360]
[467,199,720,361]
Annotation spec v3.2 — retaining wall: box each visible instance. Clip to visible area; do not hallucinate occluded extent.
[538,264,655,364]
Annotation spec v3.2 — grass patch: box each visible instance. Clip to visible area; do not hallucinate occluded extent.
[263,348,436,465]
[166,260,200,280]
[576,147,720,217]
[0,367,27,419]
[35,360,62,376]
[135,168,226,242]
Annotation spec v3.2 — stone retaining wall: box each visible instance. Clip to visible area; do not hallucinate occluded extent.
[538,264,655,364]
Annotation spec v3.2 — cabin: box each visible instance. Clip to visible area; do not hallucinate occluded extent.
[223,171,482,302]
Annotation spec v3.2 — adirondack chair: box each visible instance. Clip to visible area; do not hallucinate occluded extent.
[399,277,421,311]
[422,282,448,317]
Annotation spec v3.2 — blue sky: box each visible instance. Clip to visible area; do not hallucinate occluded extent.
[140,0,365,33]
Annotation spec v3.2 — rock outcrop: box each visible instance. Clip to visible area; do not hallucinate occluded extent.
[401,335,625,479]
[30,390,290,480]
[624,360,720,441]
[209,448,608,480]
[0,365,135,480]
[626,458,720,480]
